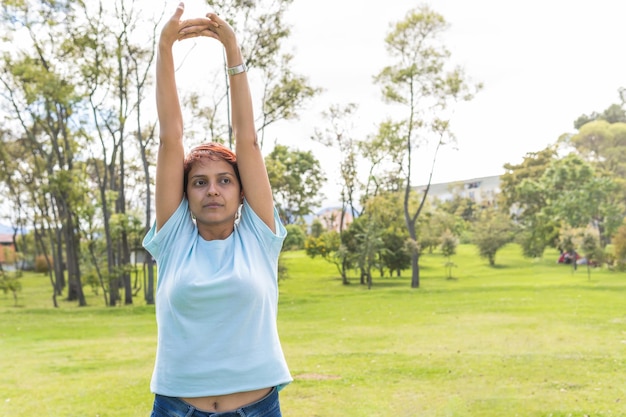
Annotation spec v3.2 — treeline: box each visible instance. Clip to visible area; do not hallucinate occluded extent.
[299,91,626,286]
[1,1,624,307]
[0,0,318,307]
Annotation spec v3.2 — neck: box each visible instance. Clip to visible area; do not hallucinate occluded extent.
[197,223,234,241]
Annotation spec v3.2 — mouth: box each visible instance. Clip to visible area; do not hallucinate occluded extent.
[203,202,223,209]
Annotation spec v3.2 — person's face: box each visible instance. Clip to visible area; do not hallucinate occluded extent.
[186,157,242,230]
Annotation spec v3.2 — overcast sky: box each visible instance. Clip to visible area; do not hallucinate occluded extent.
[167,0,626,207]
[279,0,625,191]
[2,1,624,222]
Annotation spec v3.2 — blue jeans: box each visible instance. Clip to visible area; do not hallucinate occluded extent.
[150,387,282,417]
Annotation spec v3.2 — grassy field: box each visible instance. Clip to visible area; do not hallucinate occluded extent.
[1,244,625,416]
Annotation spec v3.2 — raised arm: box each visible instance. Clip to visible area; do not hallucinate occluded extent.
[154,3,186,230]
[190,13,276,232]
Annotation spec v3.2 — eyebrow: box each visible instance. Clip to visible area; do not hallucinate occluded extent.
[190,172,235,179]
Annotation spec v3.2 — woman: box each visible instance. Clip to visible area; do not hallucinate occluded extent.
[142,3,292,416]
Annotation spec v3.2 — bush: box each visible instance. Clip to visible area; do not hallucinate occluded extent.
[283,224,306,251]
[34,255,52,274]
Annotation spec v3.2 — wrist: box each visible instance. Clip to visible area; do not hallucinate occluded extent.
[227,63,247,76]
[158,39,175,52]
[223,43,243,64]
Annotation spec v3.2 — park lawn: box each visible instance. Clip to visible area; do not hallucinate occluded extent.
[0,244,625,416]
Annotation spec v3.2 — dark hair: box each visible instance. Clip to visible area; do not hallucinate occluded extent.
[183,142,241,192]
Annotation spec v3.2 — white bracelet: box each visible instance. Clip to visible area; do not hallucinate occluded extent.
[227,63,247,76]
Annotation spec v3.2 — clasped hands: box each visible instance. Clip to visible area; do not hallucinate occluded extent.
[161,2,237,47]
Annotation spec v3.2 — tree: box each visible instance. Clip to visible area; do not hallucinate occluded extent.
[558,225,579,271]
[283,224,306,251]
[440,229,458,280]
[0,0,92,306]
[374,5,480,288]
[437,194,479,223]
[0,0,164,307]
[499,146,559,258]
[0,267,22,307]
[471,208,514,266]
[540,154,622,247]
[196,0,319,148]
[265,144,325,224]
[75,0,160,306]
[340,215,384,288]
[573,93,626,129]
[304,231,344,279]
[499,146,558,214]
[362,192,410,279]
[360,119,407,200]
[610,220,626,271]
[578,226,602,281]
[312,103,361,223]
[417,205,464,253]
[0,0,313,308]
[567,120,626,203]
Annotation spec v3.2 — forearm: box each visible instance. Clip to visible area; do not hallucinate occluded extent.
[156,44,183,144]
[225,44,256,149]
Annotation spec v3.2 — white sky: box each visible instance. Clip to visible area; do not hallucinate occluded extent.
[1,1,623,222]
[266,0,626,206]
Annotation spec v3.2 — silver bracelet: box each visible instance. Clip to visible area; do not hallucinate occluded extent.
[227,63,247,76]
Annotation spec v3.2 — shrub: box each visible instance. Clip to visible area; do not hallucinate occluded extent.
[34,255,52,274]
[283,224,306,251]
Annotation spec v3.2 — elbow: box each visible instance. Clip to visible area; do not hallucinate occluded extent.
[159,126,184,145]
[233,129,259,148]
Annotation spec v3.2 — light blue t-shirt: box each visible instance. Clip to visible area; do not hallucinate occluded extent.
[142,198,292,397]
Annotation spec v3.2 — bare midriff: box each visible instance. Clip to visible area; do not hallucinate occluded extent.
[182,387,272,413]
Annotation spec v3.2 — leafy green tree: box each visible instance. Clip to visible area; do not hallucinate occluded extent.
[540,154,622,246]
[437,195,479,224]
[440,229,458,279]
[283,224,306,251]
[0,268,21,307]
[574,94,626,129]
[578,226,602,281]
[418,206,463,253]
[362,192,410,278]
[499,146,559,258]
[304,231,344,280]
[0,0,167,307]
[471,208,514,266]
[374,5,480,288]
[309,219,325,238]
[567,120,626,202]
[0,0,93,306]
[360,119,407,199]
[265,144,325,224]
[500,146,558,213]
[610,220,626,271]
[558,225,579,272]
[341,215,384,288]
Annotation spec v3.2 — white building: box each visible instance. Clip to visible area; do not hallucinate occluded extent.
[414,175,501,207]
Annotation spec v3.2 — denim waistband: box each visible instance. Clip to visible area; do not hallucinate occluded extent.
[153,387,279,417]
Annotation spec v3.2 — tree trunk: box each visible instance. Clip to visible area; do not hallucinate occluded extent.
[410,250,420,288]
[144,255,155,305]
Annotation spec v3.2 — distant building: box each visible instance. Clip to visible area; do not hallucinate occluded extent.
[414,175,501,207]
[314,206,356,232]
[309,175,502,232]
[0,234,16,264]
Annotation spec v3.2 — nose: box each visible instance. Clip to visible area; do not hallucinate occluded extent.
[207,181,219,196]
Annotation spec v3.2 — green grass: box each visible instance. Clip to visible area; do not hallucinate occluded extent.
[1,244,625,416]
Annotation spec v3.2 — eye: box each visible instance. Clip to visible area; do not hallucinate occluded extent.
[220,177,231,184]
[192,179,207,187]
